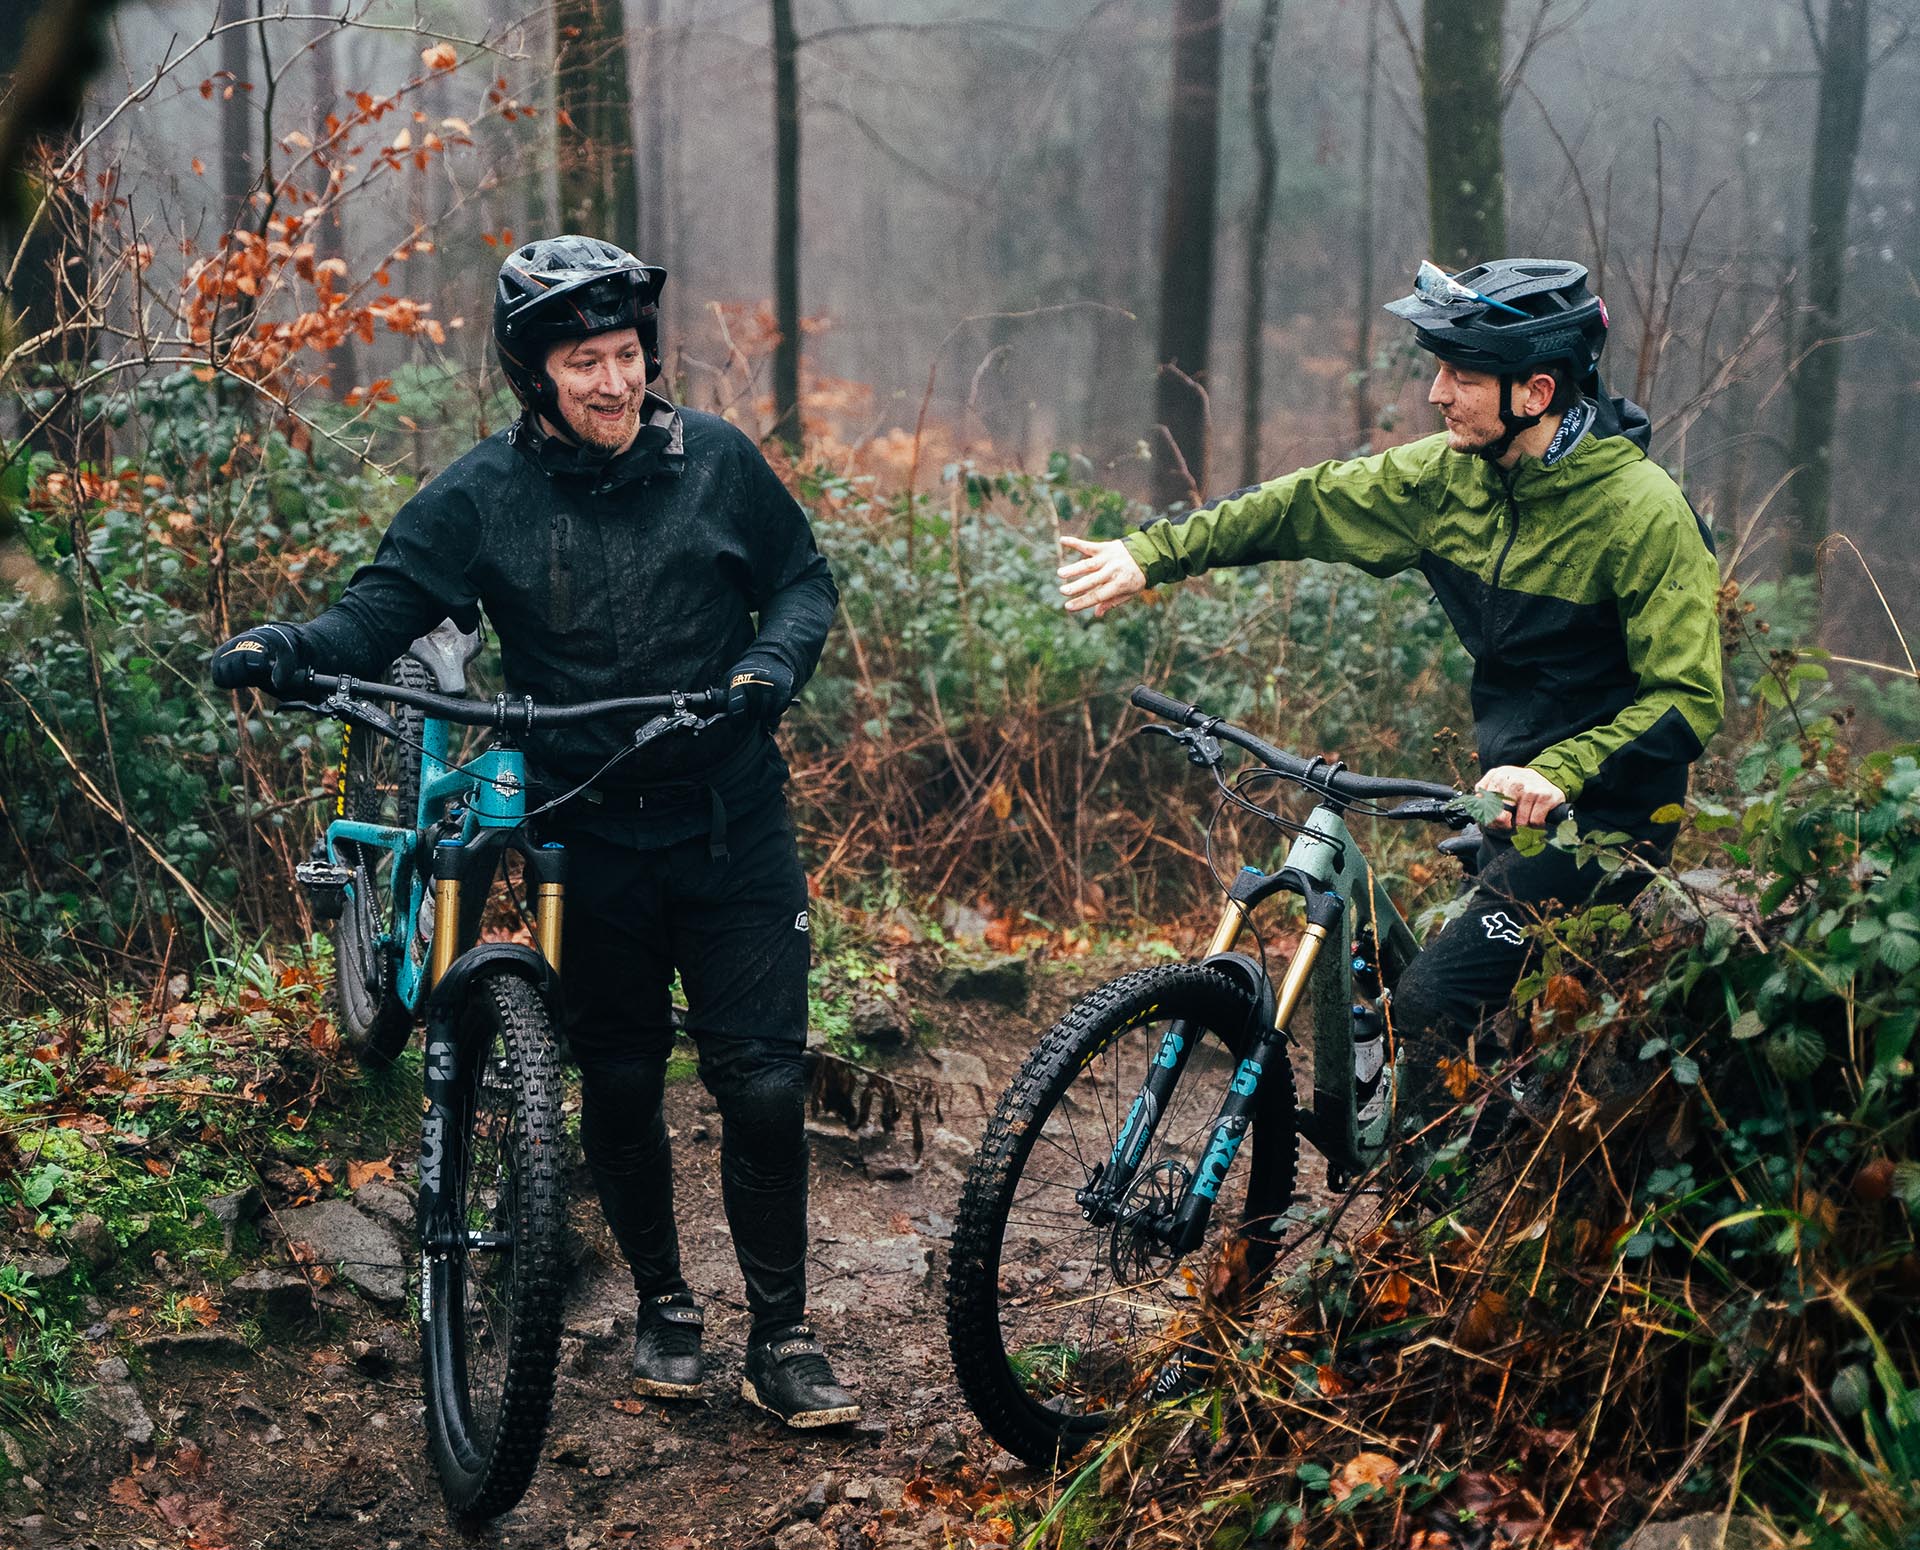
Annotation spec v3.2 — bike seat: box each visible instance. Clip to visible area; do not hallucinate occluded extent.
[1437,825,1482,860]
[407,617,486,695]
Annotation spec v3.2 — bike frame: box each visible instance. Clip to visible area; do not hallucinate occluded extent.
[326,719,567,1011]
[1083,798,1426,1250]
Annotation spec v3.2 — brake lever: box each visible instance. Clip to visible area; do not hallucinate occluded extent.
[1137,722,1224,769]
[631,709,725,753]
[322,692,399,739]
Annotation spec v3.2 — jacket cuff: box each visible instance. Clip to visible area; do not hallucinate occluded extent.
[1524,752,1585,805]
[1121,530,1174,588]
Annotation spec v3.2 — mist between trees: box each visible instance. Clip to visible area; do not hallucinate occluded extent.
[2,0,1919,977]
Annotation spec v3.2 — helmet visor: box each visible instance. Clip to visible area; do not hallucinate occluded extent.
[503,266,661,335]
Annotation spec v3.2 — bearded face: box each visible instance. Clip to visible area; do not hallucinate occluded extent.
[545,328,649,452]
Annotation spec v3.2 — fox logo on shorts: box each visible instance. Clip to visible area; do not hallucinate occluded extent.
[1481,911,1525,946]
[795,910,809,932]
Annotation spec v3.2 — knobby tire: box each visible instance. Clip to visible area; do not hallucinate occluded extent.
[420,969,566,1519]
[945,963,1298,1469]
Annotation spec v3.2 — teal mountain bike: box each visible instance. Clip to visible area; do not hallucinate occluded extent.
[282,634,725,1517]
[945,684,1566,1467]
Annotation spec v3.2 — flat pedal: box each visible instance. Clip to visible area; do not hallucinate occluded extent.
[295,860,353,921]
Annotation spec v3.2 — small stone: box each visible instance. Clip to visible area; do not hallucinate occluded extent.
[690,1122,711,1142]
[550,1435,592,1468]
[5,1252,67,1282]
[852,1416,893,1447]
[61,1213,117,1273]
[19,1475,41,1493]
[86,1360,154,1444]
[278,1199,405,1303]
[935,955,1030,1010]
[796,1470,838,1518]
[368,1413,389,1431]
[927,1049,991,1090]
[563,1313,619,1347]
[863,1476,906,1510]
[985,1449,1024,1477]
[775,1523,832,1550]
[350,1180,414,1230]
[0,1433,23,1470]
[849,990,911,1051]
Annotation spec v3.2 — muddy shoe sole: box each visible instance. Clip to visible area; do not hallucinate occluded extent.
[739,1377,860,1428]
[633,1375,704,1399]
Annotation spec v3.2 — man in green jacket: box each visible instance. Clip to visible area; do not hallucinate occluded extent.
[1059,257,1724,1112]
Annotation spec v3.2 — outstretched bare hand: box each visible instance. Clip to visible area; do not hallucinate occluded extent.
[1057,535,1147,618]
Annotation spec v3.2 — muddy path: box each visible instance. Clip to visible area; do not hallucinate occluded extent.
[38,949,1289,1550]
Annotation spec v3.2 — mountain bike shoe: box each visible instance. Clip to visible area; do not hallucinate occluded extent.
[740,1322,859,1428]
[631,1292,705,1398]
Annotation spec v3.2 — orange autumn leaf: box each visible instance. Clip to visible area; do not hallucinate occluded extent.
[190,157,205,176]
[346,1156,395,1190]
[1332,1451,1400,1501]
[1439,1055,1477,1100]
[143,1156,173,1178]
[421,41,458,71]
[176,1295,218,1327]
[611,1397,648,1414]
[1315,1364,1350,1396]
[1459,1290,1511,1351]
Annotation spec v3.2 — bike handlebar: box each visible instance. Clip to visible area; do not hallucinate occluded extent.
[1129,684,1573,826]
[297,671,726,731]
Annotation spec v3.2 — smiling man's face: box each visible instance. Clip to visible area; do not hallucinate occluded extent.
[546,328,649,452]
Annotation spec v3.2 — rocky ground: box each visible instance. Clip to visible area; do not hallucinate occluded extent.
[14,948,1178,1550]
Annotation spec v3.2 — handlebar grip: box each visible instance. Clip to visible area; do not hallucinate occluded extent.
[1130,684,1202,726]
[1543,802,1574,827]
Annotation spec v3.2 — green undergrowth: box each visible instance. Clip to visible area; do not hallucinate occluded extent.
[1006,646,1919,1548]
[0,940,419,1441]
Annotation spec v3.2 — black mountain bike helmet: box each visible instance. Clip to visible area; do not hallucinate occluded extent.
[493,235,667,428]
[1385,258,1609,458]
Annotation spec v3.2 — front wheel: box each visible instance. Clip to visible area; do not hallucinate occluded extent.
[945,964,1298,1468]
[419,969,566,1520]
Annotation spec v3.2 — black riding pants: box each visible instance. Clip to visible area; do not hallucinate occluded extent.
[552,796,813,1334]
[1389,827,1649,1103]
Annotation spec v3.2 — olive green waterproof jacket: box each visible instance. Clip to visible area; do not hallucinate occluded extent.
[1122,420,1724,841]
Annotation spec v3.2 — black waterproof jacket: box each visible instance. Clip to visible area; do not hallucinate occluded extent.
[295,398,838,845]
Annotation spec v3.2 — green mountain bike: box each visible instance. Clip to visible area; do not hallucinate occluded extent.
[945,684,1566,1467]
[282,647,725,1518]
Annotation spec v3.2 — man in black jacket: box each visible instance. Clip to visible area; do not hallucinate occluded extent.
[211,236,856,1427]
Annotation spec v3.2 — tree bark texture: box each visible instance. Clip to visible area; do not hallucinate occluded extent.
[1785,0,1870,579]
[1239,0,1282,488]
[1422,0,1506,270]
[308,21,358,396]
[771,0,802,452]
[1152,0,1226,509]
[217,0,255,233]
[554,0,641,254]
[1354,0,1380,448]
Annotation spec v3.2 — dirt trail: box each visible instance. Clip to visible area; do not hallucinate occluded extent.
[31,960,1163,1550]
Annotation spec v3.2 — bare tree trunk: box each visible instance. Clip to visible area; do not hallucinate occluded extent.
[309,19,358,397]
[1151,0,1226,509]
[218,0,255,232]
[12,128,99,463]
[1422,0,1505,269]
[636,0,667,260]
[771,0,802,452]
[1785,0,1871,583]
[555,0,641,252]
[1354,0,1381,447]
[1239,0,1283,488]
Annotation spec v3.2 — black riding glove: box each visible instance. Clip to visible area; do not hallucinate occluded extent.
[726,652,795,724]
[210,623,309,698]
